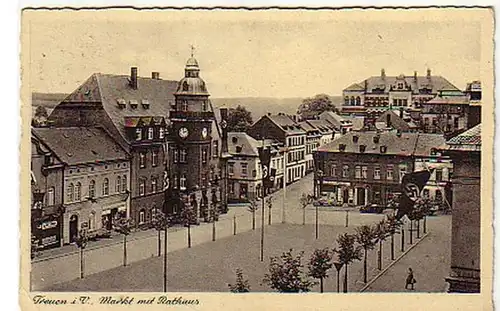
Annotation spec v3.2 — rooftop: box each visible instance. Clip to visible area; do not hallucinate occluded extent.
[444,124,481,152]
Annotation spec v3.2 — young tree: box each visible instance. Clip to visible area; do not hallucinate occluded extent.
[262,249,316,293]
[385,214,402,260]
[267,195,273,225]
[335,233,362,293]
[113,217,135,266]
[181,205,197,248]
[299,193,309,225]
[355,225,378,283]
[74,230,89,278]
[228,268,251,293]
[297,94,339,120]
[374,220,389,270]
[227,105,253,132]
[308,247,334,293]
[247,199,259,230]
[151,210,169,257]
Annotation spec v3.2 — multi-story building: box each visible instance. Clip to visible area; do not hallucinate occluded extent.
[313,131,446,206]
[31,131,65,250]
[226,133,282,201]
[341,69,461,123]
[374,109,419,133]
[298,120,321,174]
[32,127,130,244]
[306,118,338,145]
[443,124,481,293]
[248,113,307,184]
[47,59,226,224]
[420,93,470,135]
[464,80,482,129]
[319,111,353,134]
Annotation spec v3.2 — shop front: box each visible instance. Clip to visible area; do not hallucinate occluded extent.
[33,212,62,250]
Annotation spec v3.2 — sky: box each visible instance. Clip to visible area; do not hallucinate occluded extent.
[23,9,487,98]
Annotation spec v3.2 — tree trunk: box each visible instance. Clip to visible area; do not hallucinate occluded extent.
[320,277,324,293]
[123,235,127,267]
[401,229,405,252]
[417,220,420,238]
[391,233,395,260]
[363,248,367,283]
[157,230,161,257]
[378,240,383,270]
[343,263,348,293]
[302,208,305,226]
[163,226,168,292]
[409,221,413,245]
[80,247,84,279]
[252,210,255,230]
[268,207,272,225]
[187,225,191,248]
[212,220,216,241]
[233,215,237,235]
[423,216,427,234]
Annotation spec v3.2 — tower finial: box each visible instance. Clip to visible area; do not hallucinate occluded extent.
[190,44,195,57]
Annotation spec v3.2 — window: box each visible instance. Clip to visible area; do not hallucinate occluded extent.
[399,165,407,181]
[228,163,234,175]
[139,210,145,224]
[344,97,349,105]
[151,178,157,193]
[423,189,430,198]
[173,149,179,163]
[116,176,121,193]
[181,100,188,111]
[89,212,96,230]
[355,166,361,179]
[148,127,154,140]
[386,166,393,180]
[241,163,248,176]
[89,180,96,198]
[229,181,234,194]
[102,178,109,196]
[121,175,127,193]
[393,99,397,107]
[75,182,81,201]
[342,165,349,178]
[180,149,187,163]
[374,167,381,180]
[202,100,208,111]
[398,83,403,89]
[180,174,187,190]
[140,152,146,168]
[173,174,178,189]
[362,166,368,179]
[152,151,158,167]
[213,141,219,157]
[159,127,165,139]
[330,164,337,177]
[202,148,208,164]
[67,183,74,202]
[435,169,443,182]
[356,96,361,106]
[135,128,142,141]
[139,179,146,196]
[350,97,355,105]
[46,187,55,206]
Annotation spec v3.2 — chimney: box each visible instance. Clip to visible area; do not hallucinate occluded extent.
[352,135,359,143]
[130,67,138,89]
[232,136,238,144]
[339,144,346,152]
[414,71,418,80]
[373,135,380,144]
[359,145,366,153]
[386,114,392,128]
[399,107,404,118]
[267,112,271,116]
[151,72,160,80]
[427,68,431,79]
[381,68,386,79]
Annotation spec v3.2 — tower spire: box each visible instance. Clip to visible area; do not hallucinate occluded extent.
[190,44,195,57]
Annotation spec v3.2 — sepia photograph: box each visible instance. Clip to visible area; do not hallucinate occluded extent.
[20,6,494,311]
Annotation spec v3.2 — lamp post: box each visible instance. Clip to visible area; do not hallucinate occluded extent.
[315,170,324,240]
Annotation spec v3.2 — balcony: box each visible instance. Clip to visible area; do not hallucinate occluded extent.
[169,111,215,121]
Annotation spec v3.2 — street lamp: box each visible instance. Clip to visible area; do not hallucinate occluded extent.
[315,170,324,240]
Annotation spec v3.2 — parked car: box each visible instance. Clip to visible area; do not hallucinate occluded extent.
[313,197,336,207]
[360,203,385,214]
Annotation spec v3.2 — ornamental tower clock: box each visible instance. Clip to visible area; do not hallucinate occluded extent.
[170,53,215,199]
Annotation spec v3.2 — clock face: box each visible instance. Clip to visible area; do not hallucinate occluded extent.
[202,127,208,139]
[179,127,189,139]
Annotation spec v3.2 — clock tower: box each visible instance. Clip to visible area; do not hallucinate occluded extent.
[169,54,216,217]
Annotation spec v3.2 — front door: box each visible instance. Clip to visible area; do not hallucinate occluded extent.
[69,215,78,243]
[343,189,349,204]
[357,188,366,206]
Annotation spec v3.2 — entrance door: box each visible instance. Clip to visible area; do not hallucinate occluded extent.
[357,188,366,206]
[69,215,78,243]
[343,189,349,204]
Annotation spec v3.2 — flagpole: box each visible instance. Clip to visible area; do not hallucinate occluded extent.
[260,137,265,262]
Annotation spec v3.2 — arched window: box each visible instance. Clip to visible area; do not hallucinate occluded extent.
[148,127,154,140]
[75,182,81,201]
[356,96,361,106]
[116,176,121,193]
[344,97,349,105]
[342,165,349,178]
[102,178,109,196]
[67,183,74,203]
[89,180,96,198]
[330,164,337,177]
[350,97,355,105]
[121,175,127,193]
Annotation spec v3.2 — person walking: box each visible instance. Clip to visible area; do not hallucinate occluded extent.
[405,267,416,290]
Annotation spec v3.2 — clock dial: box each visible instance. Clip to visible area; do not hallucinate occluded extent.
[179,127,189,139]
[202,127,208,139]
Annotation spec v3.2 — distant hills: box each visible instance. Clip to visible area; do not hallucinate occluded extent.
[31,92,343,121]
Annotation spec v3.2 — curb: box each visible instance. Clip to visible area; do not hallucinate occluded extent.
[359,232,429,292]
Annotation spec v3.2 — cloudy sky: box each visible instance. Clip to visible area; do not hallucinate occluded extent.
[23,9,488,98]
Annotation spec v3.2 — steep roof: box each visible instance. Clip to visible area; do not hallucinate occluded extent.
[375,110,411,131]
[32,127,129,165]
[59,73,178,143]
[345,74,460,94]
[424,94,469,105]
[444,124,481,152]
[228,132,259,157]
[316,131,444,157]
[267,114,306,135]
[306,119,336,133]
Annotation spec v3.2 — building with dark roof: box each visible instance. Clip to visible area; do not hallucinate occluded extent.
[420,93,470,134]
[341,68,461,123]
[374,109,419,133]
[298,120,322,173]
[442,124,481,293]
[32,127,131,244]
[313,131,447,206]
[248,113,307,184]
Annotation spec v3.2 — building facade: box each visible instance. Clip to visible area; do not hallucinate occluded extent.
[32,127,130,244]
[298,121,321,174]
[420,93,470,134]
[443,125,481,293]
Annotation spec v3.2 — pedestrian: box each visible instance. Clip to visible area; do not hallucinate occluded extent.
[405,267,416,290]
